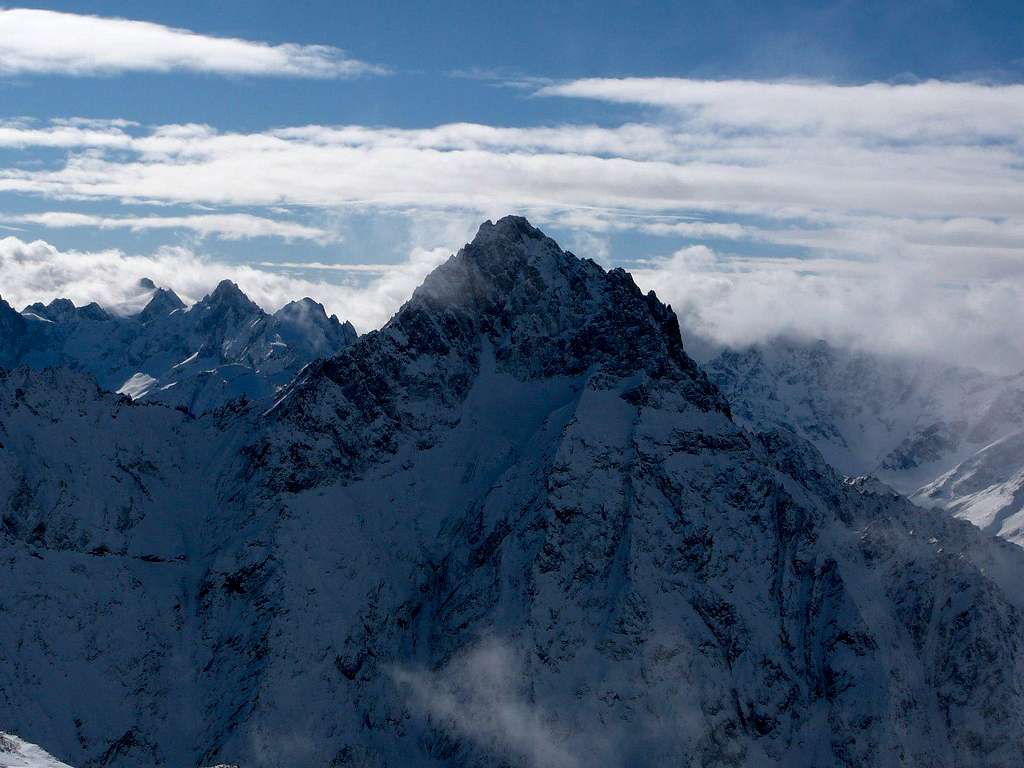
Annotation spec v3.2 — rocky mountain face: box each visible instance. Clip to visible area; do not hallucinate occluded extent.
[0,280,357,415]
[3,218,1024,768]
[705,340,1024,545]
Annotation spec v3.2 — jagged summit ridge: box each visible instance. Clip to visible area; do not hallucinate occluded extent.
[200,279,261,313]
[433,217,708,381]
[0,278,357,414]
[263,216,727,489]
[389,215,718,386]
[137,286,186,323]
[22,297,109,323]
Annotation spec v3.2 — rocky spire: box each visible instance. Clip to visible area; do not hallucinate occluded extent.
[267,216,728,490]
[137,287,186,323]
[0,295,29,368]
[390,215,723,396]
[271,298,358,355]
[198,280,261,315]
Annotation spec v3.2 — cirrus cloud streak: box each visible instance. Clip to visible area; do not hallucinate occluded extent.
[0,8,385,78]
[537,77,1024,143]
[2,211,333,242]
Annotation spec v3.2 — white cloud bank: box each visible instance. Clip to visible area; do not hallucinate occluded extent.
[629,245,1024,375]
[0,9,384,78]
[0,236,447,331]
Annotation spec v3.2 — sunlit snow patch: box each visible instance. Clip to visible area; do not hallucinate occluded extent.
[116,372,158,399]
[173,351,199,368]
[20,312,53,323]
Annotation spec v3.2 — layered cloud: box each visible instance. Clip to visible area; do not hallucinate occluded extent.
[0,9,384,78]
[0,111,1020,219]
[0,76,1022,370]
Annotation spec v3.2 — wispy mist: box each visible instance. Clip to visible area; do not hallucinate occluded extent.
[392,640,581,768]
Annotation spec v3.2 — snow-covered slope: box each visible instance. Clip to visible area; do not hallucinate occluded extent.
[0,732,73,768]
[706,340,1024,543]
[0,280,357,414]
[3,218,1024,767]
[0,730,240,768]
[914,429,1024,544]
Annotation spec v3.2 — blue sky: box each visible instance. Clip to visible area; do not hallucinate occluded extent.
[0,2,1022,370]
[6,1,1023,129]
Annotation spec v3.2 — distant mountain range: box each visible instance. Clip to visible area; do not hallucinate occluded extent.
[707,340,1024,545]
[2,218,1024,767]
[0,278,357,414]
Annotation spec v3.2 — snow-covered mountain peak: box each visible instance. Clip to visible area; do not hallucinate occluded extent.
[401,216,714,389]
[23,297,76,322]
[471,212,538,241]
[0,278,357,414]
[0,295,24,327]
[136,286,186,323]
[272,296,335,329]
[187,281,265,354]
[0,297,30,368]
[415,215,600,307]
[270,297,357,357]
[260,217,727,491]
[197,279,261,317]
[275,296,327,317]
[21,298,109,324]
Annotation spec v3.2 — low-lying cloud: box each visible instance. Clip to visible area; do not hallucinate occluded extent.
[391,640,581,768]
[0,235,448,331]
[629,245,1024,374]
